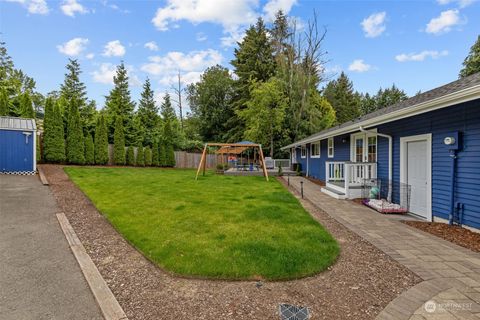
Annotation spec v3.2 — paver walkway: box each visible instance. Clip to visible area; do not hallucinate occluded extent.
[286,176,480,320]
[0,175,103,320]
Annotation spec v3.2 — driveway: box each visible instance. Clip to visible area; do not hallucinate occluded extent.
[0,175,103,320]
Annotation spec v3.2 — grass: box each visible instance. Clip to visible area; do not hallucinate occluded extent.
[65,167,339,280]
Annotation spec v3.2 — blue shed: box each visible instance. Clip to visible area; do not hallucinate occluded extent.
[0,116,37,174]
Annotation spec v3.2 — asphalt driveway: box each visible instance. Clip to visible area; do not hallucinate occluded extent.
[0,175,102,320]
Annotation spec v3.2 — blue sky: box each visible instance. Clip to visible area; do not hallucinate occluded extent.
[1,0,479,111]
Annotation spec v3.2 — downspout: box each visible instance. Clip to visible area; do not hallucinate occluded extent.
[359,126,392,202]
[448,149,458,225]
[306,145,310,177]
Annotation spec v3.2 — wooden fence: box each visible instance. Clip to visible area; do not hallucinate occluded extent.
[107,145,221,168]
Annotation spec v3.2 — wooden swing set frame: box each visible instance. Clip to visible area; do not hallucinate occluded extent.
[195,143,269,181]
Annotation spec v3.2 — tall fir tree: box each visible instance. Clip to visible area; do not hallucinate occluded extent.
[136,143,145,167]
[104,62,136,145]
[42,97,64,163]
[60,59,88,133]
[459,36,480,78]
[94,114,109,165]
[323,72,361,125]
[66,100,85,164]
[229,17,276,141]
[137,78,159,146]
[113,116,126,165]
[84,133,94,165]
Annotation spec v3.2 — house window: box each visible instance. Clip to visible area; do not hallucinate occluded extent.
[311,142,320,158]
[355,138,364,162]
[328,138,334,158]
[301,146,306,158]
[368,136,377,162]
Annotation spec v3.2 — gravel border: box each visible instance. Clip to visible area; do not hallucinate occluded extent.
[42,164,420,320]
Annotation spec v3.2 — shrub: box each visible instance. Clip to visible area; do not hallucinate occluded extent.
[126,146,135,166]
[66,101,85,164]
[159,142,167,167]
[84,133,95,165]
[278,166,283,176]
[144,147,152,166]
[43,99,66,163]
[136,144,145,167]
[113,117,126,165]
[165,144,175,167]
[152,141,159,166]
[94,114,109,165]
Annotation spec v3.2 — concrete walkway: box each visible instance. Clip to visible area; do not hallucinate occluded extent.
[0,175,103,320]
[286,176,480,320]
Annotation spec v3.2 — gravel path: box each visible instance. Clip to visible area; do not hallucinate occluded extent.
[41,164,420,320]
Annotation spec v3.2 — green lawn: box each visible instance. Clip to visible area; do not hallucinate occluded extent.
[65,167,339,280]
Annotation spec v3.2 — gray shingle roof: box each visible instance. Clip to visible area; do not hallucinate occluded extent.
[284,72,480,148]
[0,116,36,131]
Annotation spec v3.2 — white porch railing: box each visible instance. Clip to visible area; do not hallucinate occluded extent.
[325,161,377,189]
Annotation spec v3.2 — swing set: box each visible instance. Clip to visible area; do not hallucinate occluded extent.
[195,142,269,181]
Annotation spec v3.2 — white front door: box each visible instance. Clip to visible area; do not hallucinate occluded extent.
[401,134,432,220]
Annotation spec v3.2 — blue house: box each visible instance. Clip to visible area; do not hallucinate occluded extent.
[283,73,480,230]
[0,116,37,174]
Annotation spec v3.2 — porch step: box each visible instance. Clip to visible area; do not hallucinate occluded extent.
[321,187,346,200]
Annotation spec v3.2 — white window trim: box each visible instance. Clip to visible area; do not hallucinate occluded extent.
[327,137,334,158]
[350,129,378,162]
[310,141,321,158]
[400,133,432,222]
[300,145,306,158]
[367,135,378,163]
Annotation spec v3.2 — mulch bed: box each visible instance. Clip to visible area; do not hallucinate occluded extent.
[404,221,480,253]
[42,164,420,320]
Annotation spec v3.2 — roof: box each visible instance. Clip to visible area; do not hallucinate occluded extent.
[283,72,480,149]
[0,116,37,131]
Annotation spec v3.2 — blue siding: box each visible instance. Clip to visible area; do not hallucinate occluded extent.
[0,129,34,172]
[377,99,480,229]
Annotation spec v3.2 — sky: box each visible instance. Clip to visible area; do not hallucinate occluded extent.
[1,0,479,112]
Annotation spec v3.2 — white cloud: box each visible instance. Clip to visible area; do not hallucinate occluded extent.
[426,9,462,34]
[395,50,449,62]
[348,59,372,72]
[92,63,140,86]
[361,12,387,38]
[86,53,95,59]
[61,0,88,17]
[263,0,297,22]
[144,41,159,51]
[102,40,126,57]
[57,38,89,56]
[436,0,476,8]
[196,32,207,42]
[220,30,246,47]
[6,0,49,14]
[141,49,223,87]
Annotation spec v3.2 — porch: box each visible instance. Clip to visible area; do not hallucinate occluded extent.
[321,161,377,199]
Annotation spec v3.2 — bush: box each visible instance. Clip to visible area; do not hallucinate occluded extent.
[84,133,95,165]
[277,166,283,176]
[43,99,66,163]
[144,147,152,166]
[165,144,175,167]
[113,117,126,165]
[152,142,159,166]
[66,102,85,164]
[159,142,167,167]
[216,163,228,171]
[126,146,135,166]
[94,114,109,165]
[136,144,145,167]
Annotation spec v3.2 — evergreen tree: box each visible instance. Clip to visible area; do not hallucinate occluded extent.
[137,78,159,146]
[104,62,136,144]
[84,133,94,165]
[81,100,98,136]
[159,142,167,167]
[165,144,175,167]
[229,17,276,141]
[144,147,152,166]
[60,59,88,132]
[323,72,361,125]
[66,100,85,164]
[19,92,35,118]
[152,141,159,166]
[136,143,145,167]
[460,36,480,78]
[0,87,8,116]
[126,146,135,166]
[113,116,126,165]
[94,114,109,165]
[43,97,66,163]
[160,93,183,148]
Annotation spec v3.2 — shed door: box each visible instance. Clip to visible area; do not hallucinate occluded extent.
[407,140,428,218]
[0,130,34,172]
